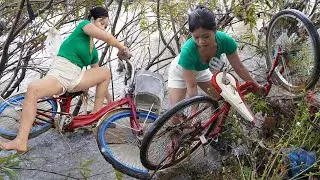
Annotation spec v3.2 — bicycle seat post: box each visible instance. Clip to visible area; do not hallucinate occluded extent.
[222,67,230,85]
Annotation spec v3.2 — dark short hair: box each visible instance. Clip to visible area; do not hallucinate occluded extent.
[88,7,109,20]
[188,5,216,32]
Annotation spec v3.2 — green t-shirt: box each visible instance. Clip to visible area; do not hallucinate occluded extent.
[57,20,99,69]
[178,31,238,71]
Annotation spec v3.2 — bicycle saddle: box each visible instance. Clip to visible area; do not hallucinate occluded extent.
[212,72,255,123]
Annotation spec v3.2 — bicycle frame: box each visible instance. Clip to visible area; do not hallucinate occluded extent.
[191,49,285,140]
[35,94,141,131]
[34,60,143,132]
[68,96,139,130]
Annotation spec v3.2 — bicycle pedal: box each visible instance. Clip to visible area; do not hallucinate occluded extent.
[56,114,73,133]
[199,135,208,144]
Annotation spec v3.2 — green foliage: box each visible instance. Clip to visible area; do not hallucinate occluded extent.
[139,14,150,30]
[245,93,273,116]
[261,99,320,179]
[95,0,105,6]
[288,101,320,148]
[79,158,93,179]
[114,169,123,180]
[243,165,252,179]
[0,152,22,180]
[216,92,320,179]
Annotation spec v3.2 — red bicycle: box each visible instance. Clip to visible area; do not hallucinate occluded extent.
[0,59,164,179]
[140,9,320,172]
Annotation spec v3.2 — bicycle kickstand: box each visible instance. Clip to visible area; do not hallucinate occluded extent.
[199,133,209,156]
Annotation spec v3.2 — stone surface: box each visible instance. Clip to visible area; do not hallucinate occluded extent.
[1,129,136,180]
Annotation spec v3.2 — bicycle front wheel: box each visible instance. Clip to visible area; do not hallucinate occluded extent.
[140,96,219,170]
[96,109,158,179]
[266,9,320,93]
[0,93,57,140]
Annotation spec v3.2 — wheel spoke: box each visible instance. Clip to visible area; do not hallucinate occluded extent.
[0,93,56,139]
[140,96,219,170]
[97,110,157,179]
[266,9,320,93]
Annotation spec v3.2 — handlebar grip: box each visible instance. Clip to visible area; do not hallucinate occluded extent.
[239,81,268,97]
[118,58,135,87]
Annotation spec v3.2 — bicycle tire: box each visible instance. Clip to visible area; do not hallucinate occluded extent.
[140,95,219,170]
[96,109,158,179]
[266,9,320,92]
[0,93,57,140]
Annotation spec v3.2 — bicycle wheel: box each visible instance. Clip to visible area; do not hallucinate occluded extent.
[0,93,57,140]
[140,96,219,170]
[281,0,318,17]
[96,108,158,179]
[266,9,320,93]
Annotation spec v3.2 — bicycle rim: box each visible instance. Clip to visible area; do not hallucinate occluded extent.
[0,93,56,140]
[97,109,158,179]
[140,96,219,170]
[266,9,320,93]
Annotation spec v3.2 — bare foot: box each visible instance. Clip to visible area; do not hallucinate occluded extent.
[0,139,28,152]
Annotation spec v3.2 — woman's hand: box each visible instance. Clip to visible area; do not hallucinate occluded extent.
[255,83,267,96]
[117,45,132,60]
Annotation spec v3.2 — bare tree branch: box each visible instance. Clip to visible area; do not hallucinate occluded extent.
[156,0,176,57]
[145,21,187,70]
[0,0,26,78]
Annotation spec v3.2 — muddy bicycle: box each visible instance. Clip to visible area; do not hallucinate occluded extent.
[139,9,320,172]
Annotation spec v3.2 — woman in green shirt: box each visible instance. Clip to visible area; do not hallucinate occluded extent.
[0,7,131,152]
[168,5,264,115]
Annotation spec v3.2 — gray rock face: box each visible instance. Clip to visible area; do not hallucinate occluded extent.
[11,129,136,180]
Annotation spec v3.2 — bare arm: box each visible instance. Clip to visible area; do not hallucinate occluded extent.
[227,51,260,86]
[183,69,198,98]
[105,90,113,103]
[82,23,125,50]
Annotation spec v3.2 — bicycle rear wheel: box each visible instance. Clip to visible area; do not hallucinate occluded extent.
[266,9,320,93]
[140,96,219,170]
[96,108,158,179]
[0,93,57,140]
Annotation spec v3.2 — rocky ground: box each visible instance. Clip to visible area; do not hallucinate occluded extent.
[1,129,128,180]
[0,127,225,180]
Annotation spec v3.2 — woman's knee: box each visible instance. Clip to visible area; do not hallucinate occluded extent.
[26,82,41,98]
[99,67,111,81]
[92,67,111,87]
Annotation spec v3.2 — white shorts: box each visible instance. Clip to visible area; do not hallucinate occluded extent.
[47,56,84,93]
[168,55,213,88]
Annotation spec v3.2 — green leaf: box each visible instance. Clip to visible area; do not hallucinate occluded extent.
[0,167,18,180]
[115,169,123,180]
[82,159,94,167]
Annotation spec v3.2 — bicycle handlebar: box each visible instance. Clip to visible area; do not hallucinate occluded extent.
[119,59,135,87]
[238,80,269,97]
[219,68,268,97]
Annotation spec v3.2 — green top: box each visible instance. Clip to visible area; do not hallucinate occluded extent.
[178,31,238,71]
[57,20,99,69]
